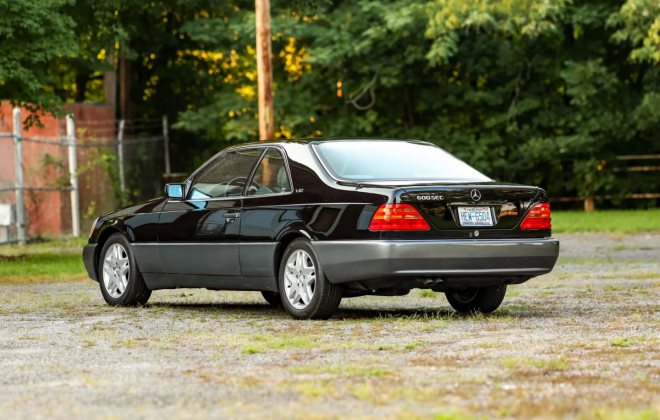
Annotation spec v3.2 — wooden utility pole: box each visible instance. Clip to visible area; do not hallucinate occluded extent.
[255,0,274,140]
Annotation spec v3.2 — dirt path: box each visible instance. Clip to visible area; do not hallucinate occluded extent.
[0,233,659,420]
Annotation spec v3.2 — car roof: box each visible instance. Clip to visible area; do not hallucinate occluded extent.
[228,138,436,150]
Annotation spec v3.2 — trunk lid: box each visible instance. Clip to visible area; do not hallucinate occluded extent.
[402,183,539,230]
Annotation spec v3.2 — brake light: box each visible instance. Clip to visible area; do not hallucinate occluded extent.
[369,204,430,231]
[520,203,551,229]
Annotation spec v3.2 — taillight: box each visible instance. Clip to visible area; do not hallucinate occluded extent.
[369,204,430,231]
[520,203,551,230]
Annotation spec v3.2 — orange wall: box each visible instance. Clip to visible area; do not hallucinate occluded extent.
[0,102,115,238]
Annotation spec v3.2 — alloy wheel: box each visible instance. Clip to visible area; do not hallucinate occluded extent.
[103,243,130,298]
[284,249,316,309]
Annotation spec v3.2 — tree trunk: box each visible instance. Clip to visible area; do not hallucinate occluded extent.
[256,0,274,140]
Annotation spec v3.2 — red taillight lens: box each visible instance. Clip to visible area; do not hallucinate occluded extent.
[369,204,430,231]
[520,203,551,230]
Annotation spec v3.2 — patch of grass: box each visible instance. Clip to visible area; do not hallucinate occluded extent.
[530,358,569,371]
[248,334,317,350]
[502,304,530,311]
[419,290,437,298]
[603,285,622,292]
[241,347,265,354]
[611,338,632,347]
[624,272,660,280]
[612,245,650,251]
[576,408,660,420]
[552,209,660,233]
[290,365,388,377]
[405,342,423,349]
[0,253,86,284]
[500,358,520,369]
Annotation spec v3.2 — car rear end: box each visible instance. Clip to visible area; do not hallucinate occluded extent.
[310,140,559,292]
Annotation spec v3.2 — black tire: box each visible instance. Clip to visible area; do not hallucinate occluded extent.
[278,238,342,320]
[261,291,282,306]
[445,285,507,314]
[98,233,152,306]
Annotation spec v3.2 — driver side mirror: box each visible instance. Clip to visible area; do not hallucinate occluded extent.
[165,183,185,200]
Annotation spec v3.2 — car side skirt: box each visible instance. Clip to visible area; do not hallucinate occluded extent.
[141,273,278,292]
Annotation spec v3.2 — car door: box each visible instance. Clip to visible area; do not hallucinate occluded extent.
[239,147,294,277]
[158,147,265,277]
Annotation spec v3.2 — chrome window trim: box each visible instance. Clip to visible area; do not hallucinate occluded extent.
[186,145,267,200]
[181,144,295,202]
[244,146,295,198]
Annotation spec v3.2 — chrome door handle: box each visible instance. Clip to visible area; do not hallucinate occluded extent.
[223,213,241,219]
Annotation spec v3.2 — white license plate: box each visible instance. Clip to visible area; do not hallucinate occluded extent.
[458,207,493,227]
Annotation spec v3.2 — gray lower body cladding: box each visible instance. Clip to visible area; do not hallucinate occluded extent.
[312,238,559,288]
[82,244,97,282]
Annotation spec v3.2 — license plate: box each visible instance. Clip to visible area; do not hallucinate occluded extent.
[458,207,493,227]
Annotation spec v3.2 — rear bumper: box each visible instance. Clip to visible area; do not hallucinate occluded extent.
[312,238,559,284]
[82,244,97,282]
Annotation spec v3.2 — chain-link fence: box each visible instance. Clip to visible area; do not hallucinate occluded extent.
[0,108,171,244]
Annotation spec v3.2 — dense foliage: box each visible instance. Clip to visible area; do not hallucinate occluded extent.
[1,0,659,205]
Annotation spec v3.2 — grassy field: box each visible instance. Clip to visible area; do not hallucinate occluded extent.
[552,209,660,233]
[0,238,87,284]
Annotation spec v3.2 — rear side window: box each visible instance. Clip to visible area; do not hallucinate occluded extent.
[313,141,491,182]
[248,148,291,196]
[189,149,262,199]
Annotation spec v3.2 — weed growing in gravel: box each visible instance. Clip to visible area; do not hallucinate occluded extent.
[290,365,389,377]
[611,338,632,347]
[419,290,437,298]
[405,342,423,349]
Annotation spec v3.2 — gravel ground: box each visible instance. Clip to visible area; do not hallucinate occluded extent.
[1,233,659,420]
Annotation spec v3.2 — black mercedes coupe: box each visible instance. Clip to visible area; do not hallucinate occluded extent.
[83,139,559,319]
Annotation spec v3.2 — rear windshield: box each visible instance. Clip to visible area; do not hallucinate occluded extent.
[312,141,492,182]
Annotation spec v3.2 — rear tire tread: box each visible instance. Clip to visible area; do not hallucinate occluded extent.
[446,285,507,314]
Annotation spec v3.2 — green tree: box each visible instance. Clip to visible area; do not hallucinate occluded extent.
[173,0,659,205]
[0,0,77,126]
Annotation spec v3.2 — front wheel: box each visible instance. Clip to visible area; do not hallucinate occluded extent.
[278,238,342,320]
[445,285,507,314]
[98,233,152,306]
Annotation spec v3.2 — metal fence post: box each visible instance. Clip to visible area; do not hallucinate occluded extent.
[162,115,171,175]
[118,119,126,199]
[66,115,81,238]
[12,108,26,244]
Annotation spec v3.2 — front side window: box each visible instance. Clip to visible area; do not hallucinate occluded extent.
[189,149,263,199]
[313,141,491,182]
[248,148,291,196]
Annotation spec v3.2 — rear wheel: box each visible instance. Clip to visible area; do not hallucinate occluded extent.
[278,238,342,320]
[261,291,282,306]
[98,233,152,306]
[445,285,507,314]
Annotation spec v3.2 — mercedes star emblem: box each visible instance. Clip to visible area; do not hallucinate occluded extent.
[470,189,481,201]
